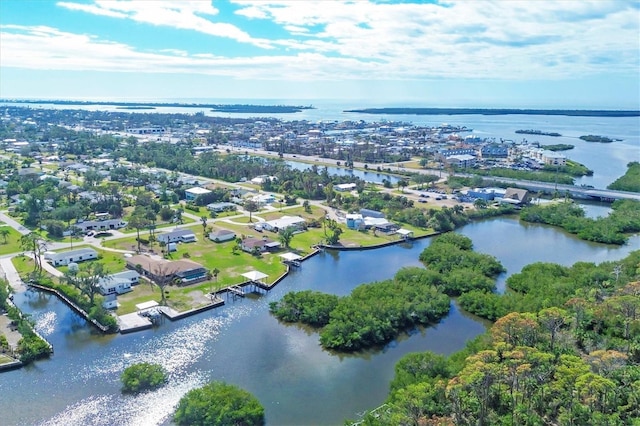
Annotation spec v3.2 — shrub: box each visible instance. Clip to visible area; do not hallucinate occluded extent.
[120,362,167,393]
[174,381,265,426]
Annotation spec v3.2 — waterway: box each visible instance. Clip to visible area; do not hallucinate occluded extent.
[1,216,638,426]
[285,160,403,185]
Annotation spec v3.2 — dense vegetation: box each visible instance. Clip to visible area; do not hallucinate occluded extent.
[465,167,576,185]
[608,162,640,193]
[580,135,615,143]
[271,234,504,351]
[0,280,51,363]
[543,143,574,151]
[120,362,167,393]
[520,199,640,245]
[354,251,640,425]
[174,381,265,426]
[515,129,562,136]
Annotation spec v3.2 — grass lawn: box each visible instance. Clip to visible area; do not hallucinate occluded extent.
[0,353,17,365]
[12,255,35,279]
[0,226,25,256]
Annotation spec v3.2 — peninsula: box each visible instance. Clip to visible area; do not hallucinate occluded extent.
[0,99,314,112]
[343,107,640,117]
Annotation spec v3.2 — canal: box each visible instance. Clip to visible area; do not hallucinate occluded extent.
[1,215,638,426]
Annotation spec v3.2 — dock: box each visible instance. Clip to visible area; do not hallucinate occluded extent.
[118,312,153,334]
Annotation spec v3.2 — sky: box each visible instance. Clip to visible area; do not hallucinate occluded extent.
[0,0,639,108]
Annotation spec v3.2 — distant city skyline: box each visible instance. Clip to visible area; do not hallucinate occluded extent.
[1,0,639,109]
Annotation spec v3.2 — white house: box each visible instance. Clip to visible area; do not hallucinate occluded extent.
[208,229,236,243]
[156,229,197,244]
[44,248,98,267]
[102,293,118,310]
[261,216,306,233]
[75,218,127,233]
[334,183,357,192]
[206,202,236,213]
[98,270,139,296]
[185,187,212,201]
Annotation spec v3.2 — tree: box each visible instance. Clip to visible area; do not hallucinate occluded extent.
[278,227,295,248]
[174,381,265,426]
[397,179,408,193]
[200,215,208,237]
[64,262,109,305]
[244,199,259,223]
[120,362,167,393]
[128,214,149,253]
[20,233,46,276]
[0,228,10,244]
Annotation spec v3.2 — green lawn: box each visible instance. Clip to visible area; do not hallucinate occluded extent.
[0,353,17,365]
[53,245,129,275]
[0,226,25,256]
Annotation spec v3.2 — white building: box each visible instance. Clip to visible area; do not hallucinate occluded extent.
[44,248,98,267]
[261,216,307,233]
[157,229,197,244]
[185,187,212,201]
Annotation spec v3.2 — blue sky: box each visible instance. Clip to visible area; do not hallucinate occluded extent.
[1,0,639,108]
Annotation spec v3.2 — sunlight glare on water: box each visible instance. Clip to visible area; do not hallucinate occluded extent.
[40,306,255,426]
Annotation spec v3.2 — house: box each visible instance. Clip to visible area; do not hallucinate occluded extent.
[346,214,365,230]
[208,229,236,243]
[241,237,280,253]
[334,183,357,192]
[98,270,140,296]
[502,188,531,205]
[185,187,211,201]
[75,218,127,233]
[206,202,237,213]
[481,145,509,158]
[360,208,385,219]
[126,255,208,286]
[102,293,118,310]
[44,248,98,267]
[261,216,306,233]
[156,229,197,244]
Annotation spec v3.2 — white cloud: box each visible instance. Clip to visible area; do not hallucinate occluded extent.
[1,1,638,82]
[56,0,274,48]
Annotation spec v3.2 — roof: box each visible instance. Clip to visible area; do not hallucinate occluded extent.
[47,248,97,260]
[136,301,159,311]
[242,270,268,281]
[504,188,529,201]
[185,187,212,195]
[210,229,235,237]
[157,229,196,239]
[263,215,306,229]
[279,252,302,261]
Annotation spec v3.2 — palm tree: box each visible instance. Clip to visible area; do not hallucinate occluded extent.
[201,215,208,237]
[244,200,259,223]
[0,228,10,244]
[278,227,295,248]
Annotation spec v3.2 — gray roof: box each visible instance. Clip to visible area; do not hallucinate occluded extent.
[48,248,97,261]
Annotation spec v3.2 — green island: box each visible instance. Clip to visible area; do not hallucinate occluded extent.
[350,249,640,425]
[343,107,640,117]
[579,135,617,143]
[515,129,562,136]
[270,234,504,351]
[608,162,640,193]
[115,106,156,110]
[210,104,314,113]
[120,362,167,393]
[541,143,574,151]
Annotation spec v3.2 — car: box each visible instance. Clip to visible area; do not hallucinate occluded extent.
[86,231,94,237]
[418,199,427,203]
